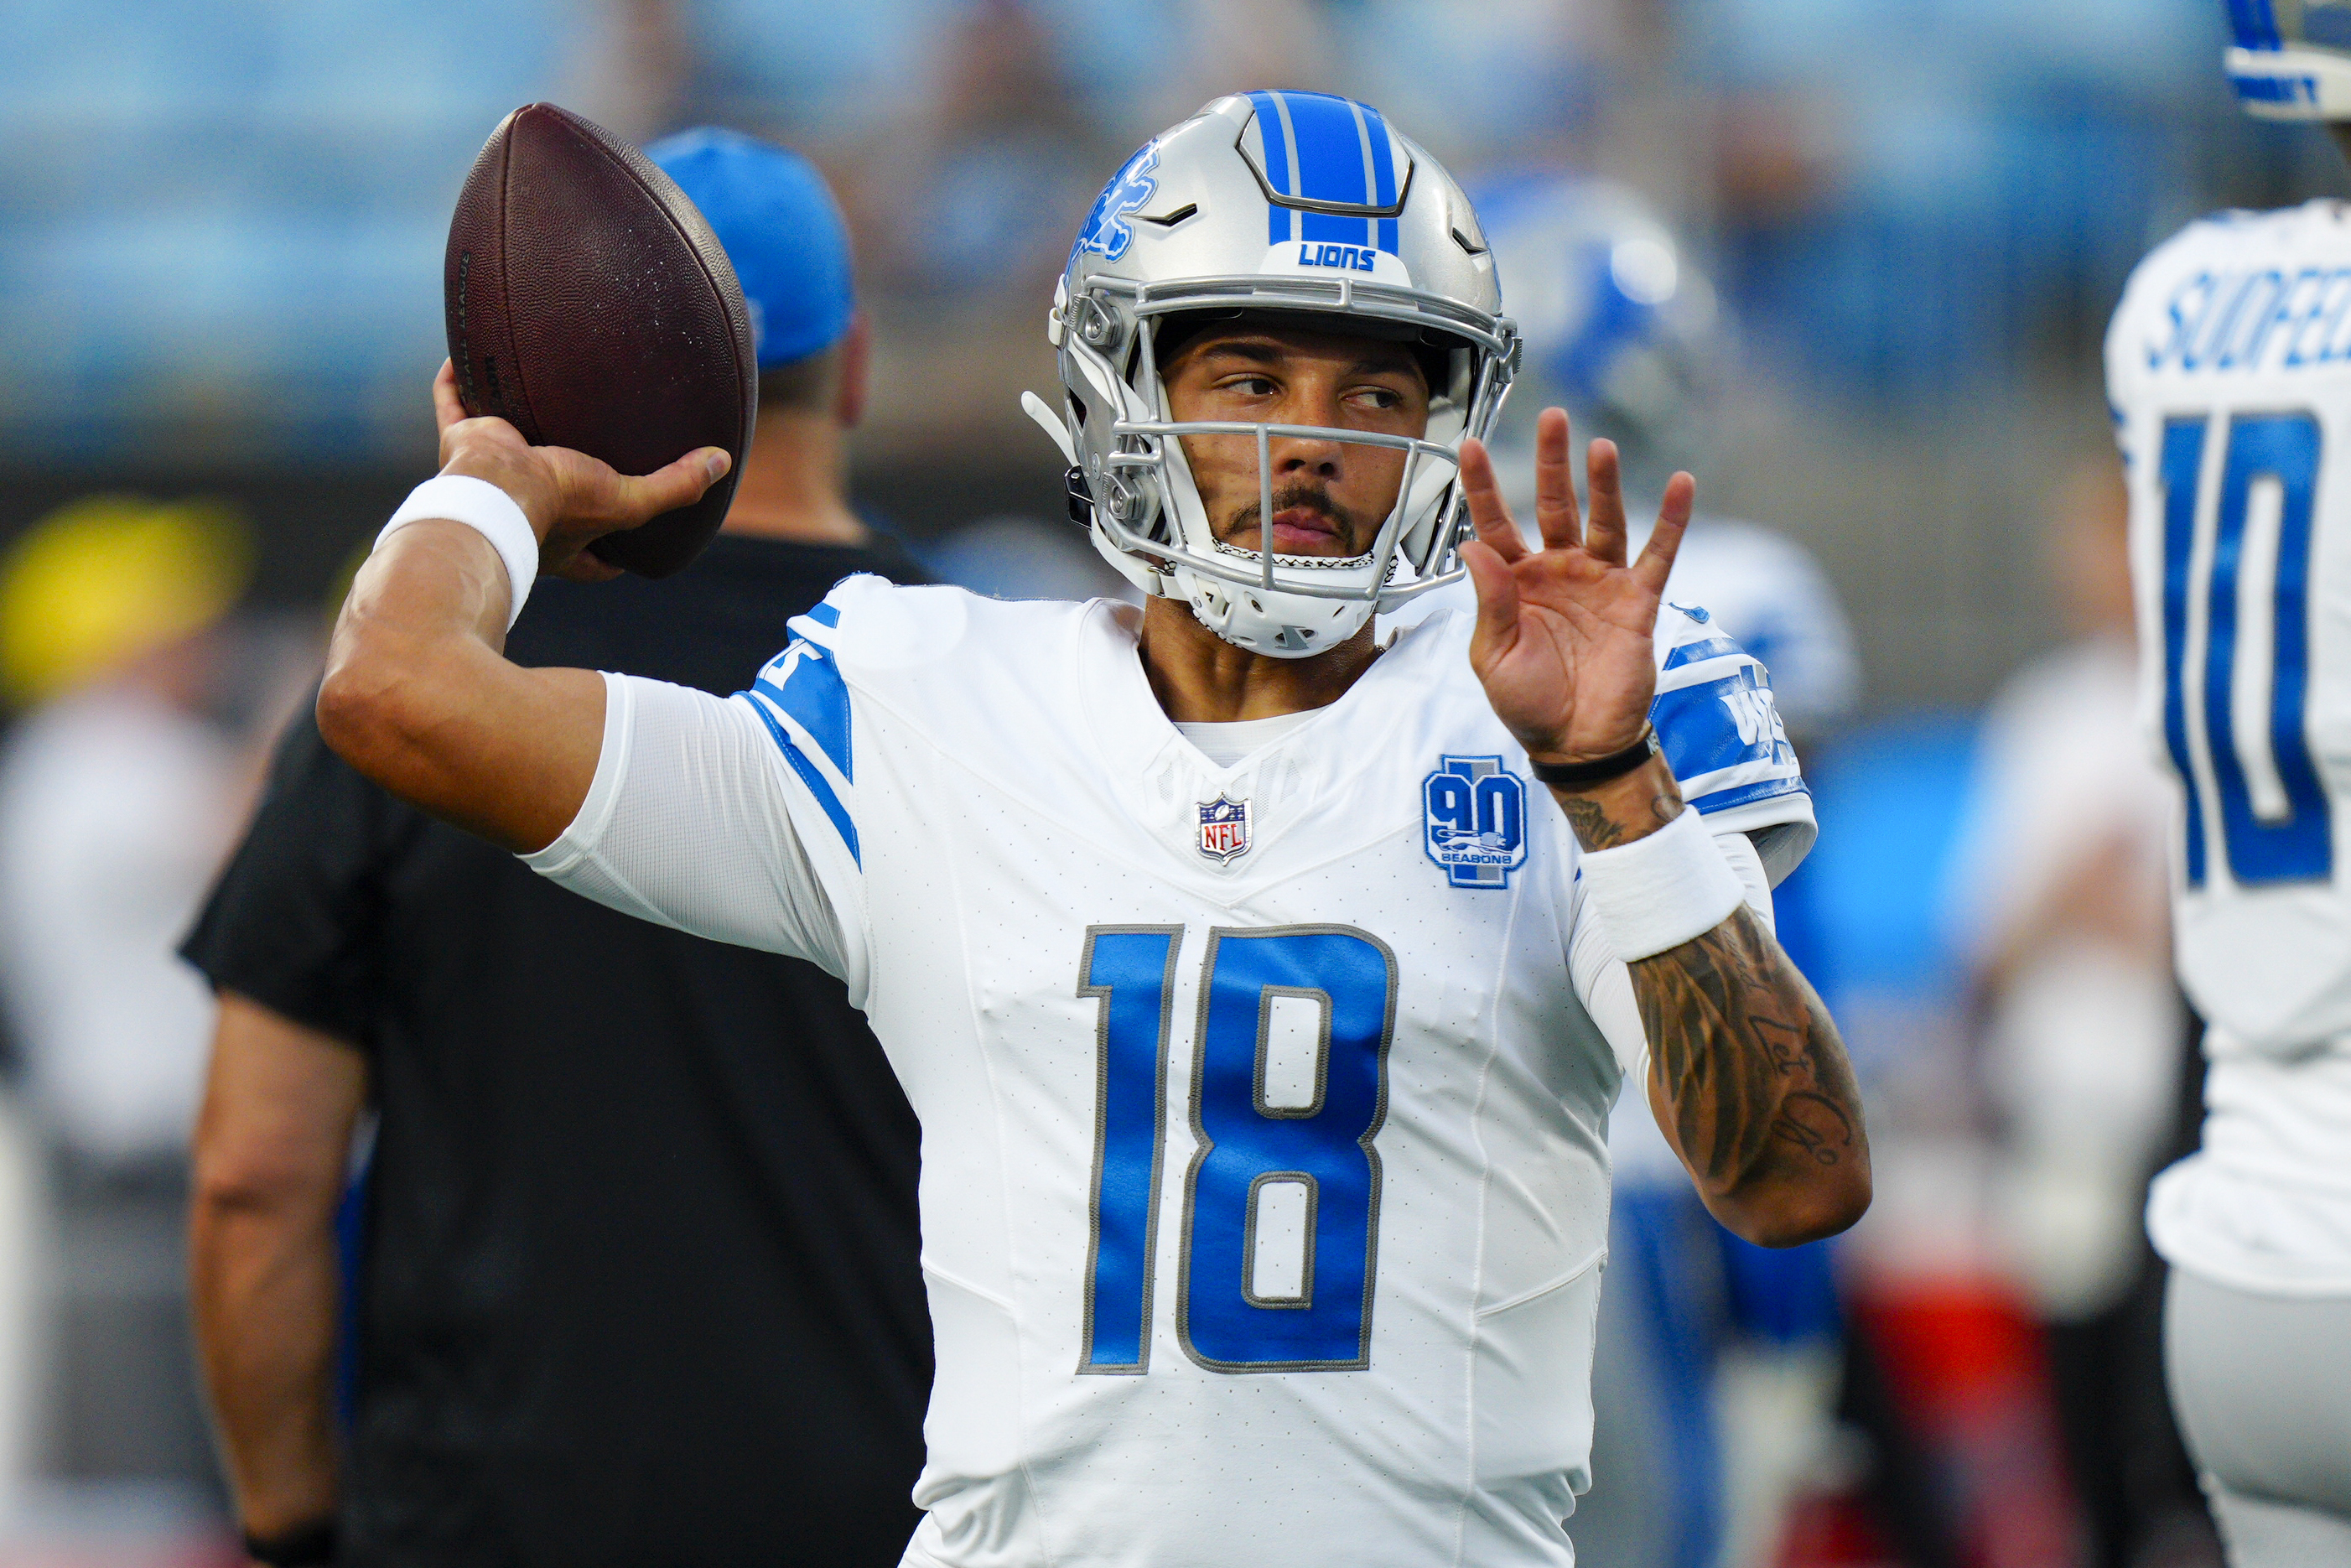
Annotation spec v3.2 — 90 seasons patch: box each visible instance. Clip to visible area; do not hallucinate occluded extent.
[1423,755,1528,888]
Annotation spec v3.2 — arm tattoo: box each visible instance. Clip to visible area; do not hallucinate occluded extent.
[1632,905,1866,1191]
[1550,759,1866,1224]
[1556,780,1682,851]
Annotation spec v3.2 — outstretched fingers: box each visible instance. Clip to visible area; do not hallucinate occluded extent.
[1461,537,1521,661]
[1584,439,1628,566]
[1458,437,1529,563]
[1533,408,1582,552]
[1632,471,1697,595]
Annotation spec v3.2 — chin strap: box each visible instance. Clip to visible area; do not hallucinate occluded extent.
[1020,390,1077,464]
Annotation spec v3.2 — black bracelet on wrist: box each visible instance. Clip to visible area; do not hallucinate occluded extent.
[244,1519,336,1567]
[1529,726,1661,789]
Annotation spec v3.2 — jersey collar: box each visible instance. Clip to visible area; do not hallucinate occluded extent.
[1077,601,1457,878]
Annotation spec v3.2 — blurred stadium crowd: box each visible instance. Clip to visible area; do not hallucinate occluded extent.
[0,0,2335,1564]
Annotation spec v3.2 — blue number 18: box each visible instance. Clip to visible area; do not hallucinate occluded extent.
[2157,411,2332,887]
[1077,925,1397,1375]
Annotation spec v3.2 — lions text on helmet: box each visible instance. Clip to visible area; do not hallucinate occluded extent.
[1025,91,1521,658]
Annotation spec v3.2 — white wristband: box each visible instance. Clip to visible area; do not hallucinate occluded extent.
[376,475,542,630]
[1575,803,1747,961]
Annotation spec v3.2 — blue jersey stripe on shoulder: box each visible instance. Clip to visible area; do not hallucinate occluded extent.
[1651,667,1788,780]
[1688,776,1809,817]
[1662,636,1744,671]
[807,602,841,628]
[744,696,860,868]
[753,641,853,781]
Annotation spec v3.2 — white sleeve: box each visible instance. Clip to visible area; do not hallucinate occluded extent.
[1714,828,1776,936]
[519,672,868,995]
[1567,825,1778,1083]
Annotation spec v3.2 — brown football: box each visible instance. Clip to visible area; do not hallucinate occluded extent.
[444,102,755,578]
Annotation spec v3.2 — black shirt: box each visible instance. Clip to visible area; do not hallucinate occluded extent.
[183,534,932,1568]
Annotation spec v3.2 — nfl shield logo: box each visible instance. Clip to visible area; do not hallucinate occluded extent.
[1197,794,1253,864]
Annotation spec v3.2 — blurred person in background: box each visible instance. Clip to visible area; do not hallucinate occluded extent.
[2103,11,2351,1564]
[1946,457,2215,1568]
[181,132,934,1568]
[1385,174,1859,1568]
[925,514,1133,602]
[1684,0,2221,413]
[0,496,256,1499]
[859,0,1108,306]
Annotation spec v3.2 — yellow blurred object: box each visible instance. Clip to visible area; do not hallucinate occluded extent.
[321,537,373,626]
[0,496,253,707]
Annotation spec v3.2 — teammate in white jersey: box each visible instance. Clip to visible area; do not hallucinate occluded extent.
[315,93,1869,1566]
[2107,12,2351,1563]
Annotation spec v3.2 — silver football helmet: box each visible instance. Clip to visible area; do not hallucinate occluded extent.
[2227,0,2351,118]
[1025,91,1518,657]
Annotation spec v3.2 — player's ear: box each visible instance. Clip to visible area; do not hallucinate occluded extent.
[835,313,872,432]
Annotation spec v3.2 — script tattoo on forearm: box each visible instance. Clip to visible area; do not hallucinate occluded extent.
[1556,781,1681,851]
[1553,759,1866,1214]
[1632,906,1864,1188]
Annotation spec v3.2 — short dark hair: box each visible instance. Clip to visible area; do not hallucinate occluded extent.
[755,343,842,414]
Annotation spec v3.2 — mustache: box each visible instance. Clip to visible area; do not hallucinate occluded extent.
[1224,483,1373,543]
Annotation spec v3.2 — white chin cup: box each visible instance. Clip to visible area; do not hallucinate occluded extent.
[1152,407,1403,658]
[2228,45,2351,120]
[1171,558,1379,658]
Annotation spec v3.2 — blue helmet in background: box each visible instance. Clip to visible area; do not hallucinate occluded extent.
[2225,0,2351,119]
[1458,177,1864,733]
[645,127,855,370]
[1476,175,1720,491]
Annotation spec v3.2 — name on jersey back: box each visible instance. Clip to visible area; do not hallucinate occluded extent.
[2145,266,2351,376]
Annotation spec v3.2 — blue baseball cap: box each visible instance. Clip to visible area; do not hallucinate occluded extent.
[645,127,854,370]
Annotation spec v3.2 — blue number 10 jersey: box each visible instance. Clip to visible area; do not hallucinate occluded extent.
[2108,200,2351,1297]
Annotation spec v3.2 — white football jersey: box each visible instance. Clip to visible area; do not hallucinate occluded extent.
[524,579,1812,1566]
[2108,200,2351,1295]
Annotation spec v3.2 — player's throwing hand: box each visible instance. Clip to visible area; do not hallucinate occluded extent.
[1458,407,1693,766]
[428,361,731,584]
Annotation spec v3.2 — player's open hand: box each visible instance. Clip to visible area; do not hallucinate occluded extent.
[428,361,730,583]
[1459,408,1692,766]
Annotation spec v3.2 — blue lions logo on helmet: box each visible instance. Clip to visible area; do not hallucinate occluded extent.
[1072,143,1159,264]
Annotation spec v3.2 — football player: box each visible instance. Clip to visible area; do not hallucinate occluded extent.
[2107,9,2351,1563]
[317,94,1868,1565]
